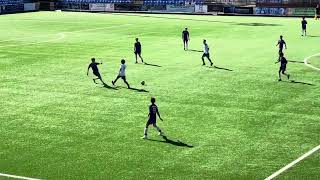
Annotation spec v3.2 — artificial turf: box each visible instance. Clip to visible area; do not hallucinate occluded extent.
[0,11,319,179]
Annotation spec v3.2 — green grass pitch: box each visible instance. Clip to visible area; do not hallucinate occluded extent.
[0,11,319,179]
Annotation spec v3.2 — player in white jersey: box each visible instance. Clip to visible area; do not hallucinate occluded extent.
[112,59,130,88]
[202,39,213,66]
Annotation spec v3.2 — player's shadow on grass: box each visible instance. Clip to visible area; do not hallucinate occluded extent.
[235,22,281,26]
[307,35,320,37]
[129,87,149,93]
[210,66,233,71]
[148,136,193,148]
[144,62,162,67]
[188,49,203,53]
[289,80,314,86]
[103,84,119,90]
[282,80,314,86]
[287,60,304,64]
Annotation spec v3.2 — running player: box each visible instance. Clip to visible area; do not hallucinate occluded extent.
[277,52,290,81]
[87,58,106,85]
[301,17,307,36]
[112,59,130,88]
[202,39,213,66]
[134,38,144,64]
[142,97,164,139]
[182,27,190,50]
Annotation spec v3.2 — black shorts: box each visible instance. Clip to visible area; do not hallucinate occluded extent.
[202,53,210,58]
[280,64,287,72]
[183,39,188,43]
[135,51,141,55]
[93,71,101,78]
[146,118,156,126]
[279,48,283,53]
[117,75,126,81]
[302,27,306,30]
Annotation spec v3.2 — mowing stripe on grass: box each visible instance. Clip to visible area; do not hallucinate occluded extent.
[0,173,41,180]
[304,53,320,71]
[0,24,132,48]
[0,33,66,48]
[265,145,320,180]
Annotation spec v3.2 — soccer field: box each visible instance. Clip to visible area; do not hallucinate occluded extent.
[0,11,319,179]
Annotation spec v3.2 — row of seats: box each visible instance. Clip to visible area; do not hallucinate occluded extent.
[62,0,203,5]
[144,0,203,5]
[63,0,131,3]
[0,0,23,5]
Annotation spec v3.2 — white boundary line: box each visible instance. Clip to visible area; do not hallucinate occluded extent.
[304,53,320,71]
[0,173,41,180]
[265,145,320,180]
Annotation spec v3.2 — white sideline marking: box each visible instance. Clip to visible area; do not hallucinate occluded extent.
[304,53,320,71]
[0,173,41,180]
[265,145,320,180]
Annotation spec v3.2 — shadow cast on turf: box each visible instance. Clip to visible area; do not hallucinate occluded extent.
[289,80,314,86]
[209,66,233,71]
[103,84,119,90]
[148,136,193,148]
[129,87,149,92]
[143,62,162,67]
[188,49,203,53]
[287,60,304,64]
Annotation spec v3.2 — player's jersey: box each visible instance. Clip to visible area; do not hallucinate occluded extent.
[204,43,209,54]
[280,57,287,65]
[301,20,307,28]
[119,64,126,76]
[149,104,158,119]
[135,42,141,52]
[278,39,286,49]
[89,63,99,73]
[182,30,189,40]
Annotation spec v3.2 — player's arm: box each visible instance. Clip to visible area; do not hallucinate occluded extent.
[87,64,91,76]
[284,42,287,49]
[156,108,163,121]
[187,32,190,40]
[182,32,184,39]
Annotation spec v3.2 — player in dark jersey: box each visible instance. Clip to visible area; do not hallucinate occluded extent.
[301,17,307,36]
[316,4,320,20]
[134,38,144,64]
[87,58,106,85]
[277,52,290,81]
[276,35,287,61]
[142,97,164,139]
[182,27,190,51]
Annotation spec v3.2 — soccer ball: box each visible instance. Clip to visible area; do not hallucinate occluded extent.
[141,81,145,85]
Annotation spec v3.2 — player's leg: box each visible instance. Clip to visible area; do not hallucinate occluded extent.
[183,40,186,50]
[135,53,138,63]
[112,75,120,85]
[142,123,150,139]
[98,76,107,85]
[207,54,213,66]
[185,40,188,50]
[278,68,282,81]
[153,123,163,136]
[202,54,206,65]
[282,67,290,79]
[138,53,144,63]
[122,76,130,89]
